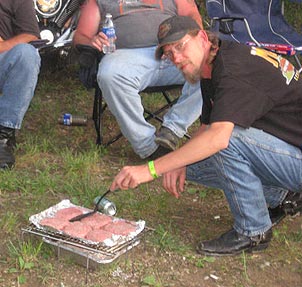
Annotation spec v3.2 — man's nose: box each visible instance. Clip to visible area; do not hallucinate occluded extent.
[172,52,183,64]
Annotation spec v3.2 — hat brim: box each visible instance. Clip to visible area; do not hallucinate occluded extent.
[155,30,190,60]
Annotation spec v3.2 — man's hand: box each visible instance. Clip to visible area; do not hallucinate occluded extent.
[0,34,38,53]
[91,32,109,52]
[162,167,186,198]
[110,164,153,191]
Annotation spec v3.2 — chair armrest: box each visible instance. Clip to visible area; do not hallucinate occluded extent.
[29,39,49,49]
[76,44,103,89]
[76,44,103,68]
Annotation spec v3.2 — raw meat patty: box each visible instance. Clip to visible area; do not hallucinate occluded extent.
[40,217,68,231]
[63,221,92,239]
[85,229,113,242]
[103,220,137,236]
[55,207,84,221]
[81,213,113,229]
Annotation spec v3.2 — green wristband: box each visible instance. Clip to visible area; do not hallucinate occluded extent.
[148,160,158,179]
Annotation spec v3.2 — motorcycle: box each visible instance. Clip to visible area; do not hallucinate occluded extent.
[33,0,85,55]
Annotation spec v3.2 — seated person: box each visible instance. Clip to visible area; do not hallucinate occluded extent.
[0,0,41,169]
[73,0,203,159]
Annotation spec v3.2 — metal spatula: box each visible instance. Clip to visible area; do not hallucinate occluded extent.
[69,189,111,222]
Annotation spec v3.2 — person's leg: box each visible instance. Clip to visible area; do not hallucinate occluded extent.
[155,80,202,150]
[0,44,40,169]
[187,153,273,237]
[98,47,186,158]
[0,44,40,128]
[211,126,302,235]
[162,81,202,138]
[186,126,302,254]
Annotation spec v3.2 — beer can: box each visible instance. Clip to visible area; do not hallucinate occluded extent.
[58,113,88,126]
[93,196,117,216]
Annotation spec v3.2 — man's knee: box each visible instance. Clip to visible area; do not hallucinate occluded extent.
[12,44,41,70]
[97,57,122,88]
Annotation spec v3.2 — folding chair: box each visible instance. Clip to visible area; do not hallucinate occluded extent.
[206,0,302,71]
[77,44,188,146]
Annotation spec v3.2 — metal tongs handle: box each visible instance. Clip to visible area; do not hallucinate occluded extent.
[69,189,111,222]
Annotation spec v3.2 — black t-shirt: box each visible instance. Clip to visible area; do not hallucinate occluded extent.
[0,0,40,40]
[201,41,302,149]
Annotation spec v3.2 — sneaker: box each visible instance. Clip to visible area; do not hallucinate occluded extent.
[269,191,302,226]
[196,228,272,256]
[155,127,179,151]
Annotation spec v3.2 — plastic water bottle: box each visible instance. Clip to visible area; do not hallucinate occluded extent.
[102,13,116,54]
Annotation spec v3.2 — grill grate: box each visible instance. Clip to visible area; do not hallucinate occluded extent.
[21,223,150,264]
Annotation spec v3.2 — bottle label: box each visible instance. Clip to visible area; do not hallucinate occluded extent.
[102,27,115,38]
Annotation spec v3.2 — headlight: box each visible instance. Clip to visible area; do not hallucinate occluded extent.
[34,0,62,18]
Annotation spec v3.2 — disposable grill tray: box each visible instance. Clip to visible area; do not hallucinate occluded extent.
[22,199,149,266]
[22,223,150,265]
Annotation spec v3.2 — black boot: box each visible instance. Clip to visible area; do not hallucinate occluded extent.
[269,191,302,226]
[0,125,16,169]
[196,228,272,256]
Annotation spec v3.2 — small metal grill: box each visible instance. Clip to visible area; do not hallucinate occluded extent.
[21,223,150,267]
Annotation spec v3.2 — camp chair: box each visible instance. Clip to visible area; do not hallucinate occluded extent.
[77,44,188,146]
[206,0,302,71]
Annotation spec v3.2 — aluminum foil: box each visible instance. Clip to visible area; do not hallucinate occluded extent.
[29,199,145,247]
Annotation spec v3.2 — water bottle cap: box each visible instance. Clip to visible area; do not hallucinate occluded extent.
[106,13,112,18]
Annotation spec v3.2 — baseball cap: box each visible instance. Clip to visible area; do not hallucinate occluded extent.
[155,16,200,59]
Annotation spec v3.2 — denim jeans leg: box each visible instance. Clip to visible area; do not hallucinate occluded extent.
[186,126,302,237]
[263,186,288,208]
[162,81,202,138]
[186,154,272,237]
[0,44,41,129]
[98,47,182,158]
[97,46,202,158]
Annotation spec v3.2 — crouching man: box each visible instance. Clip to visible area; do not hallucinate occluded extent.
[109,16,302,256]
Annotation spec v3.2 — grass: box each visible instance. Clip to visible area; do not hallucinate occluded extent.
[0,3,302,286]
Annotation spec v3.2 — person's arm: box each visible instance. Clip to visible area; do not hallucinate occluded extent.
[175,0,203,29]
[0,33,38,53]
[73,0,110,52]
[110,121,234,191]
[0,0,39,53]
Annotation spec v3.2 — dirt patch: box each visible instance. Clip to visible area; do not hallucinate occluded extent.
[1,175,302,287]
[0,65,302,287]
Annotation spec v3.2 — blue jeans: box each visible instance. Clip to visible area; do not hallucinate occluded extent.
[97,46,202,159]
[186,126,302,237]
[0,44,40,129]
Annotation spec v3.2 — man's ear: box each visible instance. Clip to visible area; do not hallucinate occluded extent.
[197,30,209,44]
